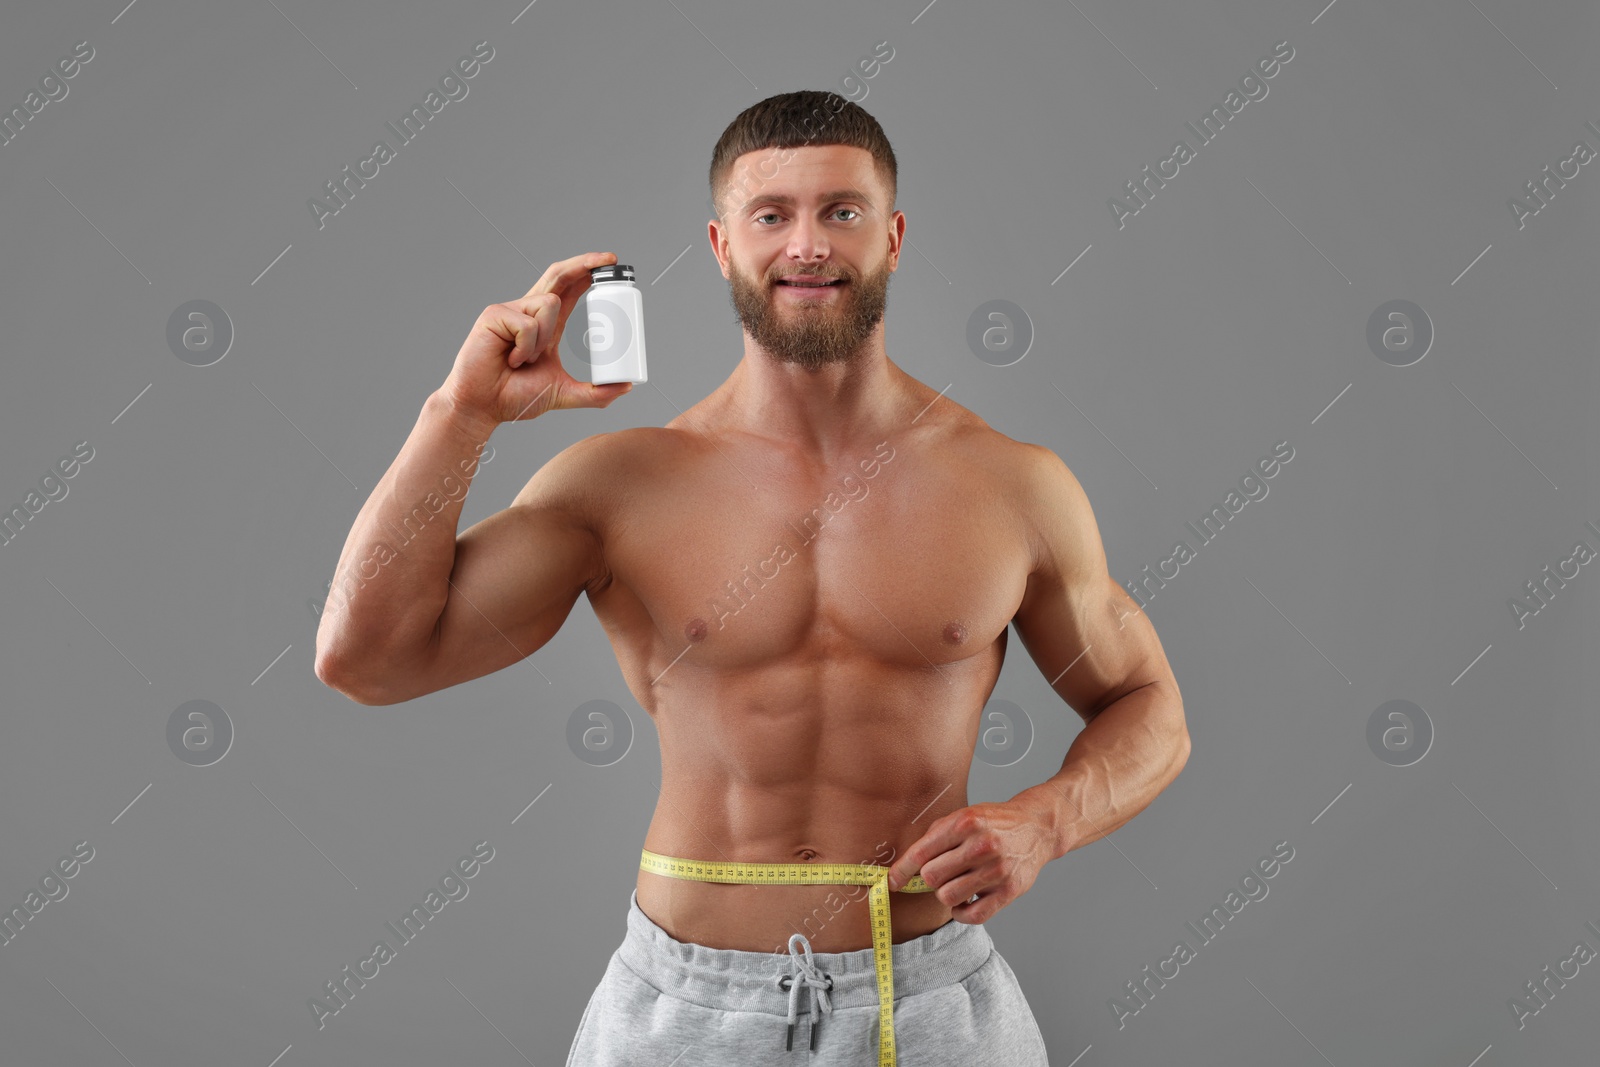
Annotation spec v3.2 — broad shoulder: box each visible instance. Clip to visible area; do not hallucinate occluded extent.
[509,425,689,514]
[931,404,1064,499]
[936,413,1095,579]
[1007,436,1102,582]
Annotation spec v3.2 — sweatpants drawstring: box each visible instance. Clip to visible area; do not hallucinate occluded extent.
[778,932,833,1051]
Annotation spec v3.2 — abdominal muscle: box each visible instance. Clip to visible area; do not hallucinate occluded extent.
[632,675,990,955]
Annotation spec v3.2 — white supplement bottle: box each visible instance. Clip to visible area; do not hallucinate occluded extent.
[584,263,648,384]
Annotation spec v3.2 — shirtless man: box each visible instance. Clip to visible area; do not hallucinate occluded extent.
[314,91,1188,1066]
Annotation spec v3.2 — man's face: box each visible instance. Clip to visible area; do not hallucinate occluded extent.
[711,144,903,371]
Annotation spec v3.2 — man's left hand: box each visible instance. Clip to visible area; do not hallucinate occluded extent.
[885,801,1055,924]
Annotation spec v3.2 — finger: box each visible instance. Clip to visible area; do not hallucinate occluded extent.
[502,294,560,367]
[918,843,986,895]
[545,379,633,414]
[950,890,995,923]
[888,845,928,891]
[522,251,617,302]
[932,868,990,909]
[477,303,544,369]
[504,292,559,320]
[888,819,965,890]
[583,381,634,406]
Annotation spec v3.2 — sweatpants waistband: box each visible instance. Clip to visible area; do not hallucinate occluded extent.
[617,888,994,1014]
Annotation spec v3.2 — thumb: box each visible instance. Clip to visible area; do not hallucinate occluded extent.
[587,380,634,405]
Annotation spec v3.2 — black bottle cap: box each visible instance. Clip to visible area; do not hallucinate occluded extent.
[589,264,636,283]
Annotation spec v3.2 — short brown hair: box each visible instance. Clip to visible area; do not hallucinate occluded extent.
[708,90,898,222]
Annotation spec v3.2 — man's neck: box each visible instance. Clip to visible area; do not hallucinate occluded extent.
[715,346,909,457]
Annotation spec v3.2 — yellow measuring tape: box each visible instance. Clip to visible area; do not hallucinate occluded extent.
[639,848,935,1067]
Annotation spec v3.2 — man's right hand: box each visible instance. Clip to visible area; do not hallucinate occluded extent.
[439,251,634,428]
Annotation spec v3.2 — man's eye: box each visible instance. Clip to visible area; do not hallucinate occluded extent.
[754,209,860,225]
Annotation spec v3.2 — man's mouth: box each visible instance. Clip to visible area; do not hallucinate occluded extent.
[776,279,846,288]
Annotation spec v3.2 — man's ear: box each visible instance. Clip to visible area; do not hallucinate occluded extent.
[706,219,730,279]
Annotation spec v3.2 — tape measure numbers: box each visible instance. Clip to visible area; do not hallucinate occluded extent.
[639,848,935,1067]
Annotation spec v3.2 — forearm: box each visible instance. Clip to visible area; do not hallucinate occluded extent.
[314,390,497,681]
[1008,681,1189,861]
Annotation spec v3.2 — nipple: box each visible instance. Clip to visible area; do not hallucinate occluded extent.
[685,617,709,642]
[942,621,969,644]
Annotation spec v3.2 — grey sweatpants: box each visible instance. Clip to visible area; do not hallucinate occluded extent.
[565,889,1050,1066]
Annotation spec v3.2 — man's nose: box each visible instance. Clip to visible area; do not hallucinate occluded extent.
[786,216,830,261]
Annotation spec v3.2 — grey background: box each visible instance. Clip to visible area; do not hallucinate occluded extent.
[1,0,1596,1064]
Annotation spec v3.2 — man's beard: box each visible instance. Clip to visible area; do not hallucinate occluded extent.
[727,257,892,370]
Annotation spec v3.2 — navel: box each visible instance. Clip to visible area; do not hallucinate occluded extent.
[943,620,969,645]
[684,617,709,642]
[795,848,819,862]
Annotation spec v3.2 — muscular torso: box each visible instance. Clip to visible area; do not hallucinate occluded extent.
[585,382,1039,955]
